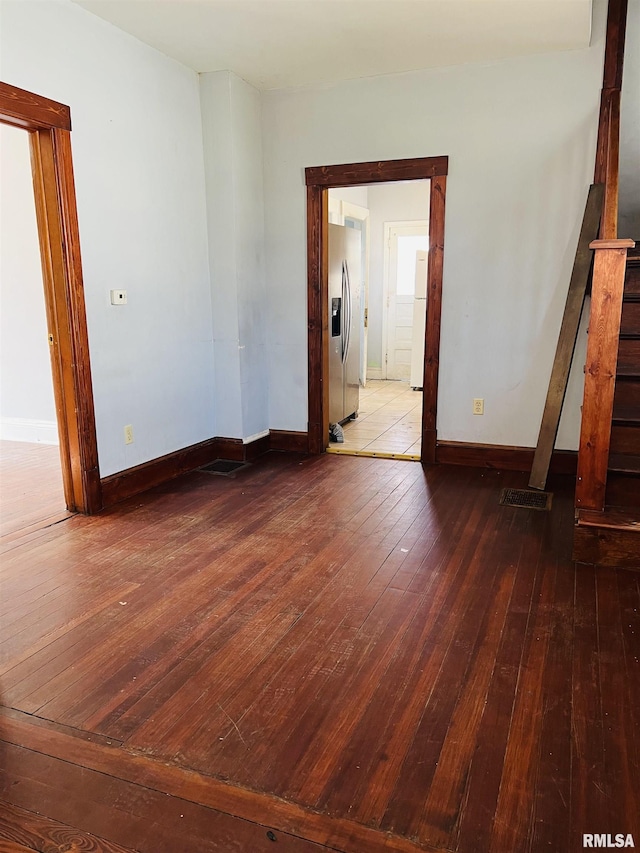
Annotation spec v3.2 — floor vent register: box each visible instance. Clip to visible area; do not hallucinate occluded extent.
[199,459,251,476]
[499,488,553,511]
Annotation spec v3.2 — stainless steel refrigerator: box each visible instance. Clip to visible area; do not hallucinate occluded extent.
[328,223,361,426]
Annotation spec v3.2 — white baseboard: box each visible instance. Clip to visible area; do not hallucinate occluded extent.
[0,417,59,445]
[366,368,385,380]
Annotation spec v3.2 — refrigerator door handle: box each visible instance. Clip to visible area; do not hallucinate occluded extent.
[342,261,351,364]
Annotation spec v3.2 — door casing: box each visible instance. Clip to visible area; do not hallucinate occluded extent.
[0,82,101,513]
[305,157,448,463]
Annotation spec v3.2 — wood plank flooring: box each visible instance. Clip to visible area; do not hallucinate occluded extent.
[0,440,69,540]
[1,451,638,852]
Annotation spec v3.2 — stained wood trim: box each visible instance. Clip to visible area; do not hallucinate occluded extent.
[269,430,310,453]
[245,434,272,461]
[2,85,100,514]
[305,156,448,187]
[29,129,100,513]
[601,89,621,240]
[0,81,71,131]
[601,0,628,92]
[100,434,277,508]
[101,438,221,507]
[306,157,448,463]
[576,244,631,510]
[528,184,603,490]
[51,128,101,512]
[593,0,628,237]
[422,175,446,463]
[28,130,76,510]
[306,184,326,455]
[437,440,577,475]
[0,713,437,853]
[589,239,635,250]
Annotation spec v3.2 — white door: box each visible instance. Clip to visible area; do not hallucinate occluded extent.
[384,223,429,380]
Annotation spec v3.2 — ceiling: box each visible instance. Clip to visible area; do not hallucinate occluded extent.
[71,0,593,91]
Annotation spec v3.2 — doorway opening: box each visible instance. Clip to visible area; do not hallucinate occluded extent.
[0,123,71,537]
[0,82,101,520]
[305,157,448,463]
[325,182,429,458]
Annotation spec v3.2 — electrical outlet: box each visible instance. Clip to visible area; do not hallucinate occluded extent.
[473,398,484,415]
[110,289,127,305]
[124,424,134,444]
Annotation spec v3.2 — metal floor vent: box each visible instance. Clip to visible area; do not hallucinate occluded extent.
[499,488,553,511]
[199,459,250,476]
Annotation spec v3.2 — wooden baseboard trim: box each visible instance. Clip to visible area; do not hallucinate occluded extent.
[436,440,578,475]
[101,431,310,509]
[101,437,222,508]
[269,429,310,454]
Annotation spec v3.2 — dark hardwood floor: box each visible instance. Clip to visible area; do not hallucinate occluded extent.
[0,451,638,852]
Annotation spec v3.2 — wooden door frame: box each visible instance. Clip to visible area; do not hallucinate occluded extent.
[305,156,448,462]
[0,82,101,513]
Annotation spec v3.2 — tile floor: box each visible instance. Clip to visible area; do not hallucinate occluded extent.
[328,379,423,458]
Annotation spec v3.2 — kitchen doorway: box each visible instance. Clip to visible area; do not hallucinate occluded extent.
[305,156,448,463]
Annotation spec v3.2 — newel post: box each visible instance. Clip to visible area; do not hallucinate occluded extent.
[575,238,635,511]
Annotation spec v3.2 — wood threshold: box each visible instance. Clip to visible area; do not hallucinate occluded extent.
[0,712,438,853]
[325,448,420,461]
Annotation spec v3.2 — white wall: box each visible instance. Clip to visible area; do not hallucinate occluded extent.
[366,181,430,372]
[0,124,58,444]
[200,70,268,441]
[0,0,213,476]
[619,0,640,239]
[262,0,607,449]
[328,186,369,208]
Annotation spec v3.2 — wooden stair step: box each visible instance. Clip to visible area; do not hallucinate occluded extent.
[612,403,640,424]
[625,256,640,296]
[614,376,640,407]
[607,471,640,509]
[577,507,640,532]
[621,302,640,335]
[617,365,640,377]
[573,507,640,570]
[617,338,640,371]
[610,424,640,455]
[608,452,640,474]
